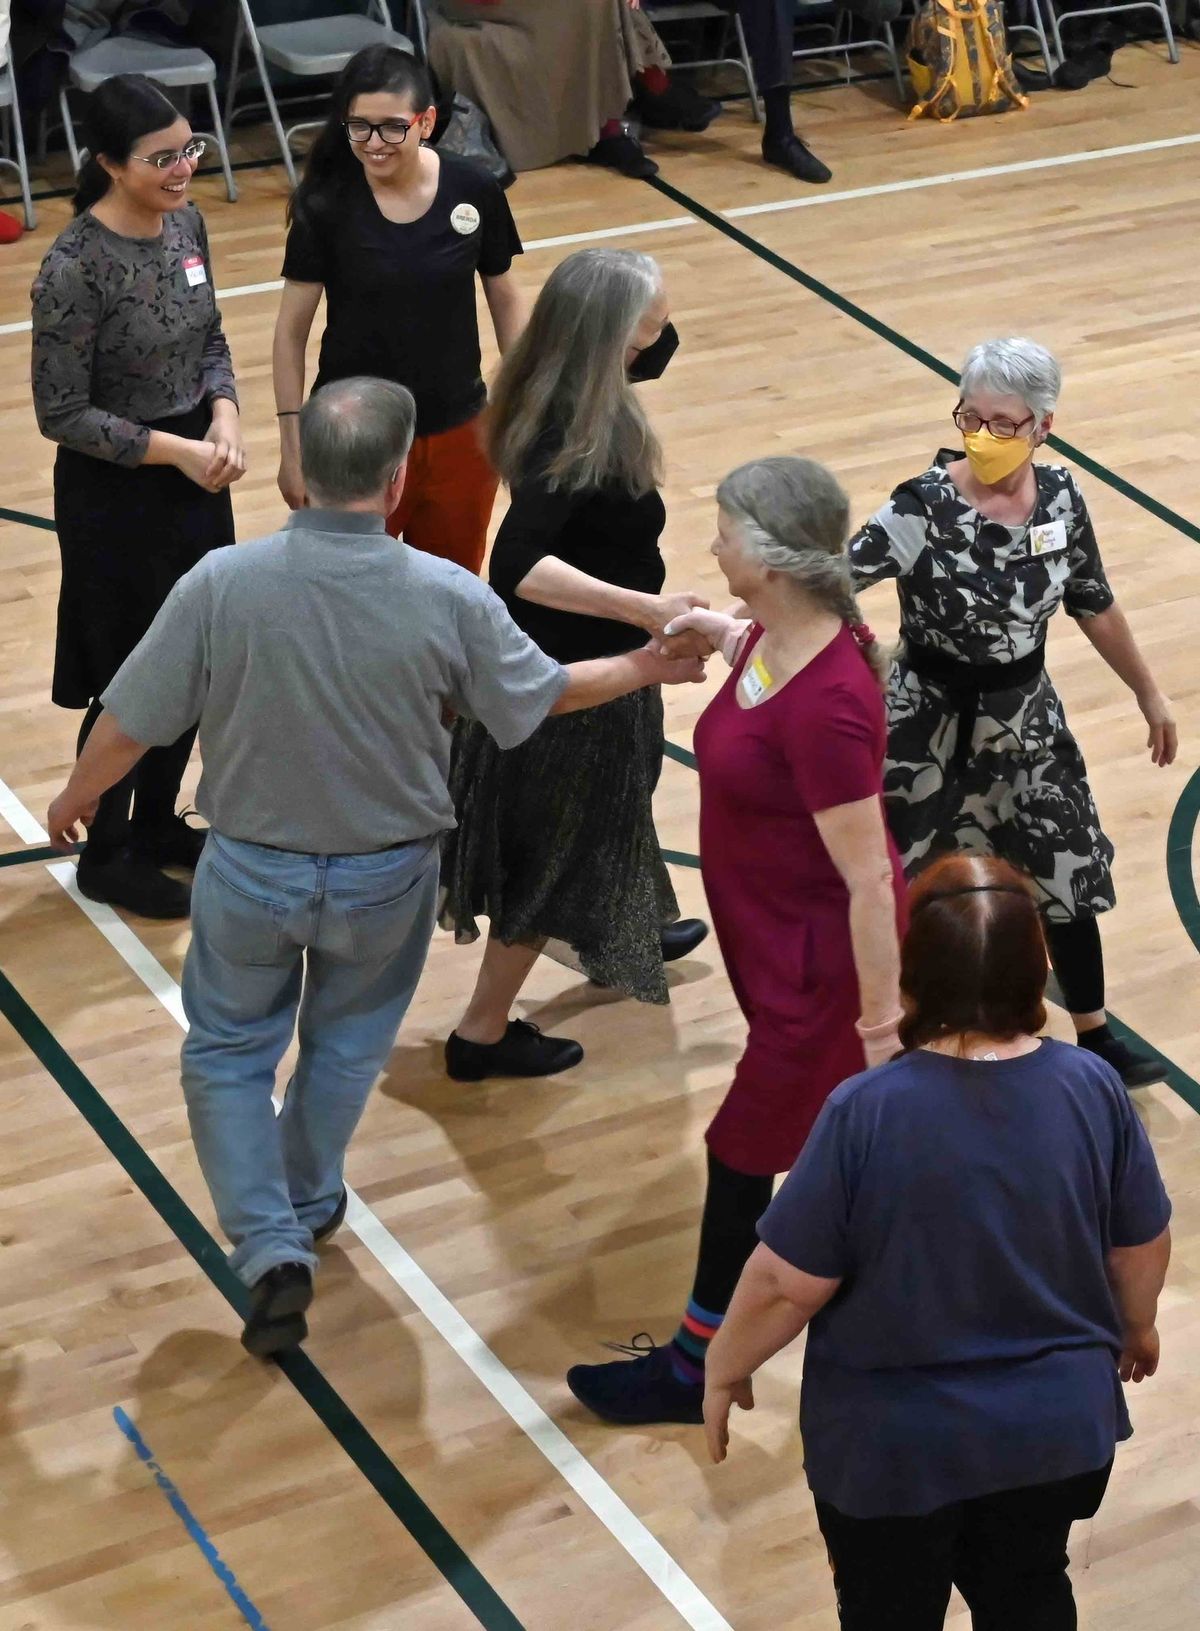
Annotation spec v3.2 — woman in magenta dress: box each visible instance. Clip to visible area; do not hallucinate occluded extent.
[568,456,907,1427]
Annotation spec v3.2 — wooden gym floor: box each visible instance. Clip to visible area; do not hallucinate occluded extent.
[2,44,1200,1631]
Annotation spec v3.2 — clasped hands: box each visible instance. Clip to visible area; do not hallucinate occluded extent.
[646,593,751,665]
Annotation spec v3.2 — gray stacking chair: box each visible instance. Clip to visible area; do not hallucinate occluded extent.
[224,1,415,189]
[642,2,763,120]
[57,36,237,202]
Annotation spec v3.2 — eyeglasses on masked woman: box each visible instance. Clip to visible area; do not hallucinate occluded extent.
[952,403,1036,440]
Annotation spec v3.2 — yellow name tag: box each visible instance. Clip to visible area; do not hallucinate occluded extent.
[741,652,772,704]
[1029,519,1067,557]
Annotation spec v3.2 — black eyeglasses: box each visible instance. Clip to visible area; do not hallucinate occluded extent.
[952,402,1036,441]
[131,139,207,171]
[343,117,422,146]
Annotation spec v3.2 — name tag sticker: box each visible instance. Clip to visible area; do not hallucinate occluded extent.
[182,253,207,288]
[450,203,481,236]
[1029,519,1067,557]
[741,653,771,705]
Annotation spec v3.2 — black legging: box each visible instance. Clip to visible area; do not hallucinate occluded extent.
[1043,916,1105,1018]
[689,1150,775,1317]
[77,700,197,861]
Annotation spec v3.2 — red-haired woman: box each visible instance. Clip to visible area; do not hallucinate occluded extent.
[704,852,1172,1631]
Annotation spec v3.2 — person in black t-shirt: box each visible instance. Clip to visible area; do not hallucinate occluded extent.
[439,248,714,1082]
[274,47,524,575]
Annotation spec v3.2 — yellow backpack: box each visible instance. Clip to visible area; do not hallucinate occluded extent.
[907,0,1028,121]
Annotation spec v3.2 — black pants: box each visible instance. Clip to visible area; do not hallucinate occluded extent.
[735,0,793,91]
[816,1460,1113,1631]
[77,700,197,861]
[689,1151,774,1316]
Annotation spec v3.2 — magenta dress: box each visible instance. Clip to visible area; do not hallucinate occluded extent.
[693,625,908,1175]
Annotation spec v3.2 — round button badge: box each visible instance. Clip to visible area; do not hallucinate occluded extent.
[451,203,481,236]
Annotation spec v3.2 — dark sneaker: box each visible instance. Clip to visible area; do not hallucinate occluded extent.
[567,1336,704,1426]
[584,133,659,179]
[312,1187,348,1244]
[445,1019,584,1082]
[1078,1029,1168,1089]
[130,811,209,870]
[661,919,708,962]
[761,132,832,184]
[241,1262,313,1357]
[76,849,191,919]
[635,81,722,131]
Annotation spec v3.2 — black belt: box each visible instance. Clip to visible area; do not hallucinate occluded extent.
[903,639,1046,771]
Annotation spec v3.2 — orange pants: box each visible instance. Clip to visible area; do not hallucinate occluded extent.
[386,413,499,575]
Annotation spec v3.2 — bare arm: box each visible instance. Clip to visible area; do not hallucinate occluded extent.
[47,713,149,849]
[516,556,707,637]
[704,1243,841,1463]
[1107,1226,1171,1383]
[550,646,704,715]
[1078,604,1177,767]
[813,795,901,1060]
[273,280,323,508]
[482,271,525,356]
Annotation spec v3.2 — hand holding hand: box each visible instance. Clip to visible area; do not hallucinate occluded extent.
[646,590,709,637]
[704,1376,754,1464]
[640,646,708,687]
[173,437,231,494]
[656,628,717,661]
[664,608,752,665]
[203,406,246,490]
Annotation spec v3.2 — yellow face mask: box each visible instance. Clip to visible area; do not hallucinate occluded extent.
[963,428,1034,486]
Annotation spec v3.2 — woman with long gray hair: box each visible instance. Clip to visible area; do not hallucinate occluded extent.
[848,337,1178,1090]
[439,248,709,1081]
[567,456,907,1427]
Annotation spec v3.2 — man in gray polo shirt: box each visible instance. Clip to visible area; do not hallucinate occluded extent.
[47,377,703,1358]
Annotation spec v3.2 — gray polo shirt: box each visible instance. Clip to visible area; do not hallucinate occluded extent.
[102,510,568,854]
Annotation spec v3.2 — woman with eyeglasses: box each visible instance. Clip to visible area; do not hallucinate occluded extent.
[31,74,242,919]
[274,46,524,575]
[848,337,1178,1089]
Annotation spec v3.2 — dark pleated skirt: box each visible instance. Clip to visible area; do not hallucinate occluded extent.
[52,403,236,709]
[439,686,680,1004]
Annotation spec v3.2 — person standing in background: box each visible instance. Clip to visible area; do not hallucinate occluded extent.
[736,0,832,182]
[704,853,1171,1631]
[274,46,523,575]
[31,73,242,920]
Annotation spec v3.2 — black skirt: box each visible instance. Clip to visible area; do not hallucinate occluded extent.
[440,686,680,1004]
[52,403,236,709]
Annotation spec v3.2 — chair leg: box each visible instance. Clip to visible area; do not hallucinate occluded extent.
[204,79,239,202]
[224,11,244,138]
[59,86,81,173]
[1045,0,1066,65]
[1159,0,1180,59]
[9,78,35,229]
[240,26,297,187]
[733,12,763,122]
[1025,0,1056,70]
[885,19,905,99]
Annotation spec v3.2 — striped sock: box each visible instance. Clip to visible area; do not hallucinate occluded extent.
[668,1299,724,1386]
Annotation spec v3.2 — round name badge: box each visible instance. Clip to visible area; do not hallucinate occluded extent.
[450,202,481,236]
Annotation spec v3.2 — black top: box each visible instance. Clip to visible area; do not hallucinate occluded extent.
[281,152,522,438]
[488,454,667,663]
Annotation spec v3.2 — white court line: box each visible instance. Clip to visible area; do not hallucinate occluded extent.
[0,779,731,1631]
[3,128,1197,340]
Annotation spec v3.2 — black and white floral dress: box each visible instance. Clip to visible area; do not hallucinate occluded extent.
[848,452,1115,923]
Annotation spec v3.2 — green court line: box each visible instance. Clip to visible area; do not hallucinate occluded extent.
[0,506,56,532]
[645,174,1200,548]
[0,844,76,869]
[1166,767,1200,960]
[663,740,698,771]
[0,964,524,1631]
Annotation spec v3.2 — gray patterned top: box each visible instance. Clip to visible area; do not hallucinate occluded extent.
[849,455,1114,667]
[31,204,237,468]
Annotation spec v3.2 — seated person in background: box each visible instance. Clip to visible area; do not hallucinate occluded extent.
[429,0,719,179]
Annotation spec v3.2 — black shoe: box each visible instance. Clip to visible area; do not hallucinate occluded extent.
[567,1338,705,1427]
[635,81,722,132]
[312,1188,348,1244]
[1077,1027,1168,1090]
[761,133,832,185]
[241,1262,313,1357]
[130,811,209,870]
[584,132,659,179]
[445,1019,584,1082]
[660,919,708,963]
[76,849,191,919]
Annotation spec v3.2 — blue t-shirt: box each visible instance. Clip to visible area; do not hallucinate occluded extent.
[758,1040,1171,1519]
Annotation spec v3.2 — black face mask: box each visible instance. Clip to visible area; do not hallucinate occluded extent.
[627,321,679,383]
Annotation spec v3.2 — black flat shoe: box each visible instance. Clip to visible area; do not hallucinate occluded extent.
[761,133,832,185]
[635,82,722,132]
[660,919,708,962]
[312,1188,348,1244]
[445,1019,584,1083]
[76,849,191,919]
[129,811,209,870]
[1078,1029,1168,1090]
[241,1262,313,1357]
[584,133,658,179]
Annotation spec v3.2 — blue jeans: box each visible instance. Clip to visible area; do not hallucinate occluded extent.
[181,832,439,1287]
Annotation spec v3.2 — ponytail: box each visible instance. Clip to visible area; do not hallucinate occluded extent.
[72,74,179,216]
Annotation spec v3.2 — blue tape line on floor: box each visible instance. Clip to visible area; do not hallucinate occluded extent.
[113,1406,271,1631]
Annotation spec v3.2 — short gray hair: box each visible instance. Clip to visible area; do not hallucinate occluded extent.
[959,337,1061,421]
[299,377,417,505]
[716,456,887,684]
